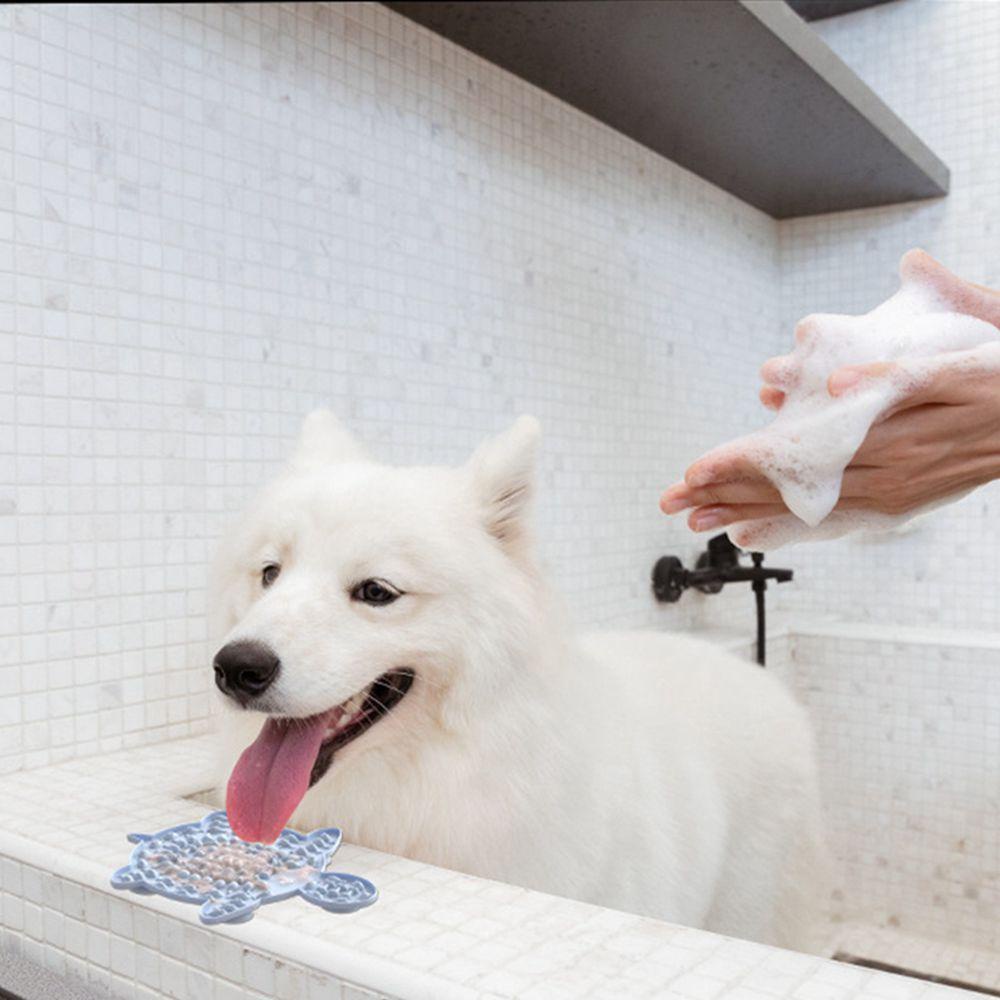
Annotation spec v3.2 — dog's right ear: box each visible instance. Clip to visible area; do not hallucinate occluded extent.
[289,409,367,470]
[465,415,541,552]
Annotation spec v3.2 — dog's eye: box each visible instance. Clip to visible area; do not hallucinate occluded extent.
[351,578,401,606]
[261,563,281,588]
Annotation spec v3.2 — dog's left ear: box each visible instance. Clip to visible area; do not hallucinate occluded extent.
[466,416,541,551]
[290,409,368,470]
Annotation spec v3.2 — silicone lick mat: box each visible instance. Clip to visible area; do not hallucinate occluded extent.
[110,811,378,924]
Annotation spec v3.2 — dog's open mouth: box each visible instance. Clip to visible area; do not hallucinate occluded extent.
[226,668,414,843]
[308,668,415,788]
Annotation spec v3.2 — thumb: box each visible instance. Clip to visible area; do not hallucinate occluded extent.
[828,346,995,414]
[827,362,897,397]
[827,360,932,422]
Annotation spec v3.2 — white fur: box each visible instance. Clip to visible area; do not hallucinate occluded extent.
[212,411,828,951]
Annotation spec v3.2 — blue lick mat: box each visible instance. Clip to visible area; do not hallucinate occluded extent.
[110,810,377,924]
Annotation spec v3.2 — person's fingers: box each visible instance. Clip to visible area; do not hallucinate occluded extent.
[682,479,783,507]
[689,493,881,531]
[666,451,790,519]
[677,442,918,515]
[678,464,894,511]
[680,467,881,507]
[685,446,767,489]
[794,315,822,345]
[760,355,798,387]
[660,483,692,514]
[674,336,1000,524]
[828,345,998,415]
[760,386,785,410]
[688,504,788,532]
[900,249,1000,328]
[827,361,897,397]
[827,361,948,427]
[680,467,888,509]
[883,345,1000,414]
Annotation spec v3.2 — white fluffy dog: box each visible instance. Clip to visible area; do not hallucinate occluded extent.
[212,411,827,950]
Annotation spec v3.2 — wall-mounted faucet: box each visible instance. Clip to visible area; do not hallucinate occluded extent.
[651,534,793,666]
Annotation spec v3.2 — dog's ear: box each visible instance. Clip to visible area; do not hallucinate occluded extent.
[466,415,541,550]
[290,409,367,469]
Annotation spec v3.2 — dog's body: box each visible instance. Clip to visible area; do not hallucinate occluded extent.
[213,412,827,951]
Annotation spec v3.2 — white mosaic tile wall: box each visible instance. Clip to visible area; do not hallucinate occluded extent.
[775,629,1000,955]
[776,0,1000,631]
[0,1,781,774]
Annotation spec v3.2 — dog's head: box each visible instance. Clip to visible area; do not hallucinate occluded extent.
[211,409,542,841]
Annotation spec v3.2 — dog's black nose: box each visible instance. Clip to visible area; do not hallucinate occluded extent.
[213,640,280,705]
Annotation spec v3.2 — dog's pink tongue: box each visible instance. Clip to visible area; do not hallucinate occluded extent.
[226,713,332,843]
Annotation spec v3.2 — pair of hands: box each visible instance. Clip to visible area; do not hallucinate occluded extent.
[660,254,1000,534]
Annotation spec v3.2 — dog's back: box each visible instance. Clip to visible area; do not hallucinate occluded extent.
[577,630,829,952]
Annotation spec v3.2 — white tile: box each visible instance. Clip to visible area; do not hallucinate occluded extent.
[21,901,42,941]
[308,972,345,1000]
[182,923,215,972]
[133,907,159,950]
[274,961,308,1000]
[159,955,188,1000]
[215,981,255,1000]
[243,948,276,993]
[212,936,244,982]
[64,918,87,958]
[109,934,135,977]
[85,925,110,967]
[135,944,161,991]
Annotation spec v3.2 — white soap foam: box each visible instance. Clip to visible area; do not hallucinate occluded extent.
[698,251,1000,551]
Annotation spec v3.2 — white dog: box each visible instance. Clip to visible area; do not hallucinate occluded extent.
[211,411,827,950]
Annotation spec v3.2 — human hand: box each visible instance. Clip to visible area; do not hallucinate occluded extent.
[661,357,1000,533]
[660,250,1000,535]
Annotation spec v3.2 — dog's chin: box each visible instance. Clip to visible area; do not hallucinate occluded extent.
[303,667,415,788]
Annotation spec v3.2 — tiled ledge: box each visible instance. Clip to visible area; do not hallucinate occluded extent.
[0,735,974,1000]
[789,618,1000,650]
[689,615,1000,653]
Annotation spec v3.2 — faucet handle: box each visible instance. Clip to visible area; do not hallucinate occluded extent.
[705,533,741,568]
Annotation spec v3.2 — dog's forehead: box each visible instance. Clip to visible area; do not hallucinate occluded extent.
[254,462,469,541]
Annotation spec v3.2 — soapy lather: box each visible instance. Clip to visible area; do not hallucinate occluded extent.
[691,251,1000,550]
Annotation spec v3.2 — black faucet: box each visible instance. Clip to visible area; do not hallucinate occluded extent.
[651,534,793,666]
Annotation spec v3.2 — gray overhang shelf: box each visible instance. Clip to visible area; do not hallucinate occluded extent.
[384,0,949,219]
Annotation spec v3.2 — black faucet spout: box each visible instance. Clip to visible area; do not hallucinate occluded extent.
[684,564,793,589]
[650,534,794,667]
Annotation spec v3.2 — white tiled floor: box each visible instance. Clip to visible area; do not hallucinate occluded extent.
[0,731,983,999]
